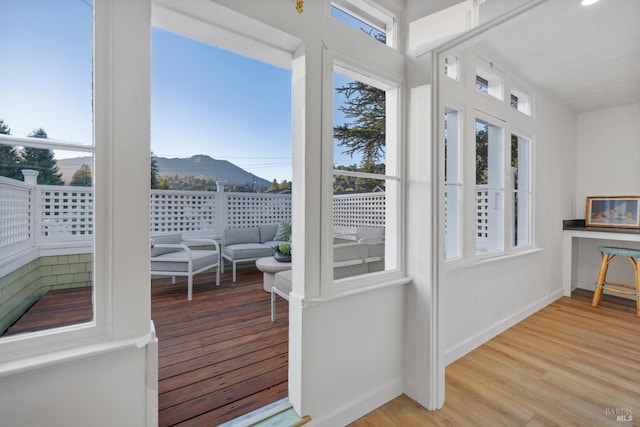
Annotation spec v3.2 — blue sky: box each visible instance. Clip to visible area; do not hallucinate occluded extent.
[0,1,377,183]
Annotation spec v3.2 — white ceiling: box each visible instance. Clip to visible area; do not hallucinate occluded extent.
[475,0,640,113]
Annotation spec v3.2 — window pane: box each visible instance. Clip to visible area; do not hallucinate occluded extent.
[476,75,489,93]
[333,67,396,281]
[334,72,386,176]
[445,184,462,259]
[331,3,389,45]
[0,0,93,145]
[333,176,387,279]
[0,1,94,338]
[444,108,461,260]
[475,119,503,254]
[511,134,531,247]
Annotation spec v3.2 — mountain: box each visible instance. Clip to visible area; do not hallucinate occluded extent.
[56,154,271,189]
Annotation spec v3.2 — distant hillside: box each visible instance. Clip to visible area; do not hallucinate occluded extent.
[57,154,270,189]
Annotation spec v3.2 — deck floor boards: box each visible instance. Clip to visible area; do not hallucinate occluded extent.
[3,267,289,426]
[9,274,638,426]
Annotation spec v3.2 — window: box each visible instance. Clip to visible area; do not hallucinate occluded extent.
[331,0,396,47]
[475,118,503,255]
[332,64,400,285]
[0,0,94,338]
[475,66,503,100]
[510,134,531,247]
[444,108,462,259]
[510,88,531,116]
[444,55,459,81]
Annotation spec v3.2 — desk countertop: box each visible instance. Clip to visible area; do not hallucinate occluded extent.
[563,219,640,235]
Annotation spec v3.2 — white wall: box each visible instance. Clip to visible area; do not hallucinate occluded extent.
[441,55,577,364]
[0,345,156,427]
[295,286,405,425]
[575,103,640,212]
[573,103,640,292]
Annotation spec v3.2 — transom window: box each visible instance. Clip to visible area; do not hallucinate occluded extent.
[331,0,396,47]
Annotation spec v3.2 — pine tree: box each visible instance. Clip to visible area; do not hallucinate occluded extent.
[0,119,10,135]
[0,145,22,179]
[70,164,92,186]
[333,80,386,175]
[20,147,64,185]
[0,119,22,179]
[151,152,159,189]
[28,127,48,139]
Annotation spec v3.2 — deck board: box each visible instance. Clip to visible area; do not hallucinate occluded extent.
[3,267,289,426]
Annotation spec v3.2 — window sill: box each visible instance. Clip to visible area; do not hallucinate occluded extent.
[303,276,411,306]
[444,247,544,273]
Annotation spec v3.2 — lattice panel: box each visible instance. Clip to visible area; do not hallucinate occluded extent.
[333,193,386,235]
[475,188,489,250]
[39,186,94,239]
[225,193,292,229]
[0,178,33,248]
[150,190,216,233]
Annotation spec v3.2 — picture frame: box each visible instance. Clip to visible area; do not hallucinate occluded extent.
[585,196,640,228]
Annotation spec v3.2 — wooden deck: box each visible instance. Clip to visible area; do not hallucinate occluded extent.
[3,267,289,426]
[6,278,640,426]
[351,289,640,426]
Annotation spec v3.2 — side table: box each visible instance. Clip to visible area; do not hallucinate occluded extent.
[256,257,292,292]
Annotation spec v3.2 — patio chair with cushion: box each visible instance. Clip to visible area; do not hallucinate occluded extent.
[221,223,290,282]
[150,233,220,301]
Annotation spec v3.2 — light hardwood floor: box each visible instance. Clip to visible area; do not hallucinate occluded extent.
[351,289,640,426]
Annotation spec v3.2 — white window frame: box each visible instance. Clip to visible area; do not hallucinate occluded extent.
[444,106,463,260]
[510,87,531,116]
[475,65,503,101]
[473,115,505,257]
[442,49,536,268]
[321,52,404,295]
[0,0,152,364]
[331,0,397,48]
[509,132,533,248]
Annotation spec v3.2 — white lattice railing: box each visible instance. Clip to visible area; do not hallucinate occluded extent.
[37,185,94,242]
[150,190,216,234]
[0,176,390,251]
[333,192,386,236]
[224,193,292,229]
[0,177,33,248]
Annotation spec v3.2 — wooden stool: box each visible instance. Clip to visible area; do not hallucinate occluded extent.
[591,246,640,317]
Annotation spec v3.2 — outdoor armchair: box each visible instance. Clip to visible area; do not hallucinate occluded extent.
[150,233,221,301]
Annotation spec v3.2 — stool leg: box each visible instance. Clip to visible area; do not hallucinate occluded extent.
[635,258,640,318]
[592,253,610,308]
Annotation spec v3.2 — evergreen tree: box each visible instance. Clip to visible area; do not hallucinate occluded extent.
[151,152,159,189]
[70,163,92,186]
[28,127,48,139]
[0,119,22,179]
[20,147,64,185]
[0,145,22,179]
[333,80,386,175]
[268,178,279,192]
[0,119,10,135]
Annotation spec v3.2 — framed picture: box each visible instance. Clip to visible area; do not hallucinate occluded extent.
[585,196,640,228]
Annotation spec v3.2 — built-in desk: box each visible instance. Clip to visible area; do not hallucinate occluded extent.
[562,219,640,296]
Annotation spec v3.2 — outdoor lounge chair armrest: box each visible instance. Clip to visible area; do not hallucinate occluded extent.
[181,238,221,253]
[150,243,194,261]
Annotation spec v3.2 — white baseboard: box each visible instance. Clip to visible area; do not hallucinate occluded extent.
[309,378,403,426]
[444,290,563,365]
